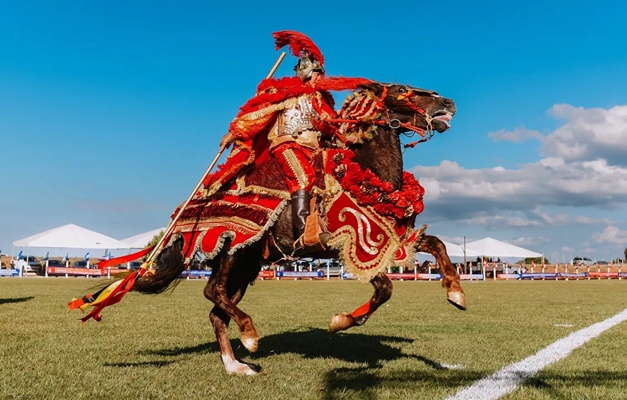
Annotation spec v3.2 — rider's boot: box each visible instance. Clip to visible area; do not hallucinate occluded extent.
[291,190,330,254]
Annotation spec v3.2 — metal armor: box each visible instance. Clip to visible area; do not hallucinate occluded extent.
[269,95,321,150]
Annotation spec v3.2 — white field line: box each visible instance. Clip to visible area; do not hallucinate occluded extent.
[446,307,627,400]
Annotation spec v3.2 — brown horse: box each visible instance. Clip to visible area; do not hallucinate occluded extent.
[134,82,464,375]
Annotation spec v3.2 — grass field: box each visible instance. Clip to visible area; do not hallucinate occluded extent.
[1,278,627,399]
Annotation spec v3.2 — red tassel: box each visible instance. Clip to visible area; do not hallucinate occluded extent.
[75,269,147,322]
[97,246,155,269]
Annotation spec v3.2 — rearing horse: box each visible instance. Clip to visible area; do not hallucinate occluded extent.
[133,81,464,375]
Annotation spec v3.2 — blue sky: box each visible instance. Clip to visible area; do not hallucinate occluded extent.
[2,1,626,262]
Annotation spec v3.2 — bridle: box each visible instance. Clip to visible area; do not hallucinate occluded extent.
[327,85,436,149]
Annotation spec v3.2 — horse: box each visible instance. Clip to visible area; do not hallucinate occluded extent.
[133,81,464,375]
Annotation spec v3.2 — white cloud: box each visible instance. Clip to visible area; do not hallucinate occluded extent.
[592,226,627,245]
[461,212,543,228]
[410,104,627,253]
[573,215,614,225]
[487,126,545,143]
[414,157,627,213]
[509,236,550,247]
[543,104,627,165]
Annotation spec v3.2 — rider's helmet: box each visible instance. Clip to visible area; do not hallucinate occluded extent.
[294,51,325,81]
[273,30,325,82]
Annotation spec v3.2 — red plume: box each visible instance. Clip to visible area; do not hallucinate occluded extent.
[273,30,324,65]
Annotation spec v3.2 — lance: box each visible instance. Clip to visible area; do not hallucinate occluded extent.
[141,51,287,267]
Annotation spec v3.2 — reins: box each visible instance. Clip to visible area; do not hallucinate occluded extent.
[326,86,436,150]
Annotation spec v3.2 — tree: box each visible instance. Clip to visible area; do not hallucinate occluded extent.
[147,230,165,248]
[142,230,165,261]
[525,257,549,264]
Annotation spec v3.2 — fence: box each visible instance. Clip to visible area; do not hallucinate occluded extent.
[2,263,626,281]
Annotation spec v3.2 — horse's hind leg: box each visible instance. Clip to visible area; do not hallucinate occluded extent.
[329,272,392,333]
[204,254,259,352]
[419,235,466,310]
[208,283,258,376]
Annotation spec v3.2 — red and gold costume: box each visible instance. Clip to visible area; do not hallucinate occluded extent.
[203,31,373,252]
[228,79,336,192]
[213,31,342,250]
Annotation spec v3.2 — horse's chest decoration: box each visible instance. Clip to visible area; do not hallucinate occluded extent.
[322,149,425,279]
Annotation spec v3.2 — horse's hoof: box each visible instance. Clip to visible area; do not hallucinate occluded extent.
[228,363,258,376]
[447,290,466,310]
[222,355,259,376]
[241,335,258,353]
[329,312,355,333]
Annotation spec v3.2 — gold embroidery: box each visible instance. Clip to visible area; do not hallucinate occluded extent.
[282,148,309,190]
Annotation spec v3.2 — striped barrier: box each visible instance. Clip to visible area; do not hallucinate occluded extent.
[459,274,485,281]
[5,266,627,282]
[258,270,275,279]
[385,273,442,281]
[46,267,129,277]
[277,270,324,279]
[180,270,212,278]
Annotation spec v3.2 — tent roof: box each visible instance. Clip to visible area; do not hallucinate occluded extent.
[464,237,542,258]
[122,228,165,249]
[13,223,132,250]
[416,240,481,258]
[442,241,482,257]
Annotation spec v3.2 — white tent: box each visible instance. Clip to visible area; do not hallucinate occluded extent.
[464,237,542,258]
[416,240,481,258]
[13,223,132,250]
[442,241,482,257]
[122,228,165,249]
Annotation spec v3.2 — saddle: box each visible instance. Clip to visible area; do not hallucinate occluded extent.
[167,144,330,262]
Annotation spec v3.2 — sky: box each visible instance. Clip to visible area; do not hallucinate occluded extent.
[2,1,626,262]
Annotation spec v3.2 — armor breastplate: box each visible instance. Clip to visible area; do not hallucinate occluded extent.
[281,96,317,137]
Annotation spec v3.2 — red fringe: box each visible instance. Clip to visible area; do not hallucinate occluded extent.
[236,76,373,117]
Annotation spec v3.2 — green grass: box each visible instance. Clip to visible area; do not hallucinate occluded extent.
[1,278,626,399]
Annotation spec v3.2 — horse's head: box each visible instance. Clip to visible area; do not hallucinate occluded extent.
[358,82,456,134]
[337,81,455,190]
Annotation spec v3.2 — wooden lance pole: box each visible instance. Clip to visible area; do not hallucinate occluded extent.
[143,51,287,266]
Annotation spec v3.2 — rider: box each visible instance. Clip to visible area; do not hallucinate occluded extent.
[219,34,336,253]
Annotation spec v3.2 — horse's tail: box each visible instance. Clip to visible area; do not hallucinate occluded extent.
[133,239,186,294]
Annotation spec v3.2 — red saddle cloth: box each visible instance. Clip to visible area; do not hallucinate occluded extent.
[165,147,426,281]
[168,182,288,260]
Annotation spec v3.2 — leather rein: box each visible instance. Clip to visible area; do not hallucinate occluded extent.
[325,86,436,148]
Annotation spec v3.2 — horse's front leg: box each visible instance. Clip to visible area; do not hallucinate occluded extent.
[329,272,392,332]
[419,235,466,310]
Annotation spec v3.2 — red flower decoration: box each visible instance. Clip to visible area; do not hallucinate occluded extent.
[331,150,425,220]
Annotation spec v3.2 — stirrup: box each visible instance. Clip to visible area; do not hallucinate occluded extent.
[293,232,330,254]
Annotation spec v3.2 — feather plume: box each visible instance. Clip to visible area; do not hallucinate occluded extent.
[273,30,324,65]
